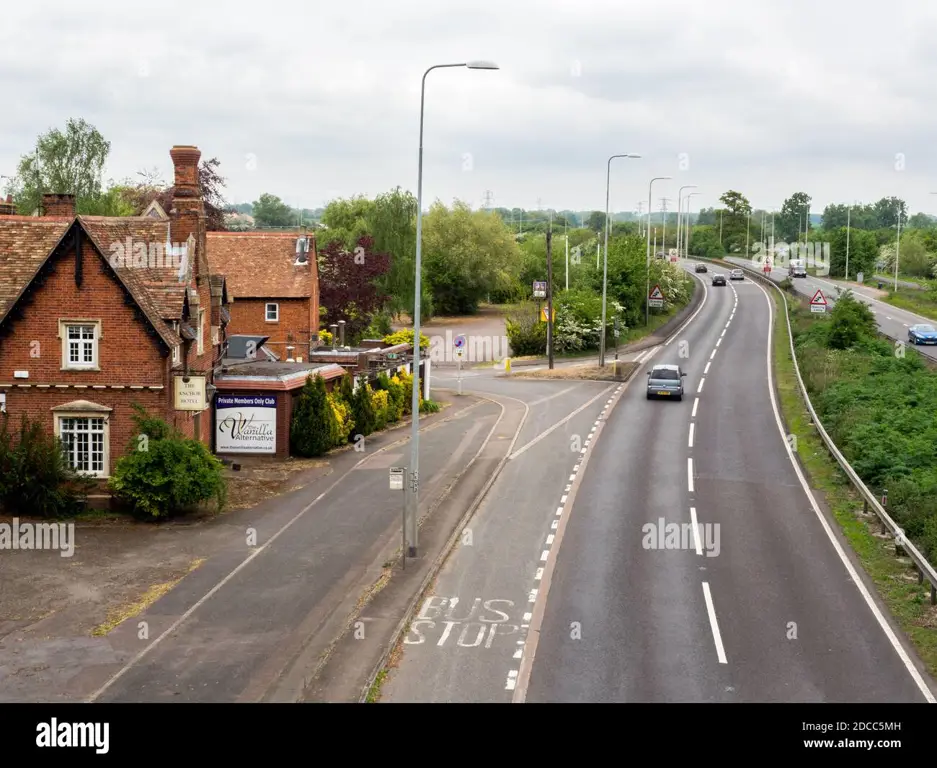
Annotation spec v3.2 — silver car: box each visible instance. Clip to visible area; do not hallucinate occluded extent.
[646,364,686,401]
[729,268,744,280]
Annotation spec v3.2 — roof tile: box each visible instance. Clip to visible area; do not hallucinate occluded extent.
[207,231,314,299]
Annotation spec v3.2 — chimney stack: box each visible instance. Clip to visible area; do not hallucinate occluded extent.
[42,193,76,217]
[168,145,204,280]
[338,320,346,348]
[0,195,15,216]
[329,324,338,350]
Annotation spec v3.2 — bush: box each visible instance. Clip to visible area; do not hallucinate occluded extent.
[352,377,377,436]
[388,375,405,421]
[397,371,414,415]
[319,329,333,346]
[327,391,354,446]
[339,372,354,405]
[505,306,547,356]
[291,374,335,456]
[371,388,390,430]
[383,329,430,349]
[0,412,95,518]
[109,405,226,520]
[420,399,441,413]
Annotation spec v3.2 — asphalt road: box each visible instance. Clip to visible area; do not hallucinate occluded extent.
[724,256,937,362]
[380,264,936,703]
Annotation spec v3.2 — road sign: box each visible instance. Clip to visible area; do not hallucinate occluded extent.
[857,272,864,284]
[648,284,664,308]
[764,260,771,274]
[389,467,404,491]
[533,281,547,298]
[454,334,466,349]
[540,307,556,322]
[810,289,827,313]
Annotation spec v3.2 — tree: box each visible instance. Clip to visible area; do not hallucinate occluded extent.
[252,193,295,228]
[290,375,334,457]
[119,157,229,230]
[907,212,933,229]
[318,235,391,342]
[776,192,812,242]
[827,226,878,278]
[421,200,523,315]
[5,118,110,214]
[351,377,377,437]
[873,196,906,229]
[717,190,752,251]
[365,187,419,317]
[585,211,606,231]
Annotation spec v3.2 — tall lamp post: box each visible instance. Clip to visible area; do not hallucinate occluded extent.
[600,153,641,367]
[676,185,696,261]
[684,192,700,258]
[646,176,672,326]
[408,60,498,558]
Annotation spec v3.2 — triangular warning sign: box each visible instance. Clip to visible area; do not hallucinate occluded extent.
[649,285,664,300]
[810,289,826,305]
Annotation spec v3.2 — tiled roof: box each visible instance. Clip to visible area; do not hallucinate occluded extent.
[0,215,185,348]
[206,231,314,299]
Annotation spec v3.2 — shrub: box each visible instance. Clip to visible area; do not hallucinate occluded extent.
[505,306,547,356]
[371,389,390,430]
[290,374,335,456]
[352,377,377,436]
[383,329,430,349]
[327,391,354,446]
[397,371,414,415]
[109,406,226,520]
[420,399,441,414]
[387,375,405,421]
[0,412,95,518]
[319,330,333,346]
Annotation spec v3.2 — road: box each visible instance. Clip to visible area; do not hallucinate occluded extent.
[724,256,937,362]
[380,263,936,703]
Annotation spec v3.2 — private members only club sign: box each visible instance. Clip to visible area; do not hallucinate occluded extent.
[215,395,277,454]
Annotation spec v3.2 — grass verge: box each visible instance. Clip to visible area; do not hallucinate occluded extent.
[882,290,937,322]
[770,287,937,677]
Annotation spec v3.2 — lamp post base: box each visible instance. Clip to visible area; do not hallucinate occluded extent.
[407,546,418,558]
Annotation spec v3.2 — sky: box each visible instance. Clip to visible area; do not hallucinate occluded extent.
[2,0,937,219]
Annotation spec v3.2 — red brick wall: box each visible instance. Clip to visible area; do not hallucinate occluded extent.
[227,297,314,358]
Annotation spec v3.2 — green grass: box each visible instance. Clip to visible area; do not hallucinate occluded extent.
[365,668,388,703]
[882,289,937,322]
[770,287,937,678]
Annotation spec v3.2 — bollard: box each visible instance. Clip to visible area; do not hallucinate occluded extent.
[504,357,511,374]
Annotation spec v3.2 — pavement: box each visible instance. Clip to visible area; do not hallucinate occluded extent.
[379,263,937,703]
[723,256,937,362]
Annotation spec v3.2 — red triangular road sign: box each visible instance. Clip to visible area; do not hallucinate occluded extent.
[810,289,826,305]
[649,285,664,300]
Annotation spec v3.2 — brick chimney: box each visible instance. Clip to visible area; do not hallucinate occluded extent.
[169,145,205,281]
[0,195,15,216]
[42,193,76,217]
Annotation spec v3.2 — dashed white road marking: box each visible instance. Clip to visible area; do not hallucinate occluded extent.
[523,612,532,622]
[688,423,695,448]
[540,550,550,561]
[697,378,705,393]
[551,519,559,529]
[720,329,726,337]
[710,349,717,360]
[703,362,711,375]
[546,534,555,545]
[702,582,728,664]
[689,507,703,555]
[534,568,544,580]
[560,495,567,503]
[528,589,538,602]
[505,670,518,690]
[715,338,722,347]
[692,398,699,417]
[687,458,694,493]
[886,316,892,320]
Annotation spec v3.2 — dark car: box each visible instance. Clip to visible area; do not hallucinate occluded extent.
[695,263,707,273]
[646,364,686,401]
[908,323,937,345]
[712,273,726,285]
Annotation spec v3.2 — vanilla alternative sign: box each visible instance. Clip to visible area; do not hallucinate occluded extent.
[215,395,277,454]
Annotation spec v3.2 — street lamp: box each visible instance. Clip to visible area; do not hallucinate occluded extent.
[646,176,672,326]
[600,153,641,367]
[676,185,696,260]
[894,208,902,291]
[684,192,700,258]
[408,59,498,558]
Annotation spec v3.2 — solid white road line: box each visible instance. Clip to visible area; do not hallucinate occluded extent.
[687,458,694,493]
[509,384,614,460]
[749,277,937,703]
[692,398,699,417]
[688,423,695,448]
[702,582,728,664]
[527,384,580,407]
[689,507,703,555]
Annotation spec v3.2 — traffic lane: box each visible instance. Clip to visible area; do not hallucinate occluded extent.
[724,257,937,361]
[693,279,930,702]
[380,401,609,702]
[95,401,502,703]
[525,281,736,702]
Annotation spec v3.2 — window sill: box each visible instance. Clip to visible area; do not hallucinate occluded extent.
[61,366,101,372]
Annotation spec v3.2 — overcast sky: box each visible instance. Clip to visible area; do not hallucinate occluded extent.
[2,0,937,219]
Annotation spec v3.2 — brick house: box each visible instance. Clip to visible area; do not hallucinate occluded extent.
[0,145,229,482]
[206,231,320,360]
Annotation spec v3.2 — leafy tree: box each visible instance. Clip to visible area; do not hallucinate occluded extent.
[688,225,724,258]
[351,377,377,437]
[827,226,878,278]
[5,118,110,214]
[318,235,391,341]
[907,212,934,229]
[366,187,420,317]
[290,375,335,456]
[827,291,877,350]
[252,193,295,228]
[873,196,907,229]
[421,200,522,314]
[777,192,812,242]
[717,190,751,249]
[584,211,606,231]
[119,157,229,230]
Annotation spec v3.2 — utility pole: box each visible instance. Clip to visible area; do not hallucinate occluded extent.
[845,204,851,281]
[565,217,569,291]
[719,210,723,243]
[636,201,645,236]
[482,190,493,209]
[546,224,554,369]
[660,198,670,248]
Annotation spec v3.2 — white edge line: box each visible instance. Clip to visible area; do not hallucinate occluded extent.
[702,582,728,664]
[688,422,695,448]
[749,275,936,703]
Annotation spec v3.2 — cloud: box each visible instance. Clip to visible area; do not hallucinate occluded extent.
[1,0,936,216]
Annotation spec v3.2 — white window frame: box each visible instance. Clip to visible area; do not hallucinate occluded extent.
[55,413,110,478]
[59,319,101,371]
[197,309,205,356]
[172,345,181,365]
[265,303,279,322]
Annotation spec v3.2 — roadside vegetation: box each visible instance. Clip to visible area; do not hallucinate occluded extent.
[771,285,937,674]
